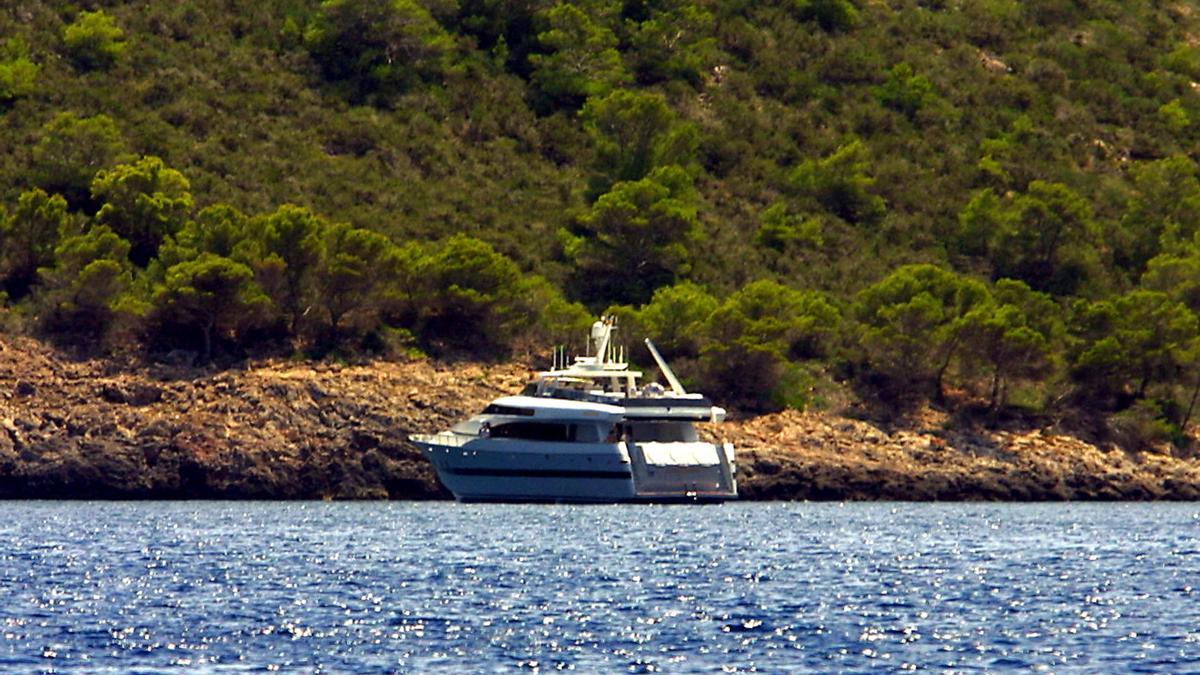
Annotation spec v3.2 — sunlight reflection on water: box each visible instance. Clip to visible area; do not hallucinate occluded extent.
[0,501,1195,672]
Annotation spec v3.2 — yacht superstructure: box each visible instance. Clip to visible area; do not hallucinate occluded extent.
[411,318,737,502]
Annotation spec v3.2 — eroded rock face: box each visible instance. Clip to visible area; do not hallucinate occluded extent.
[0,336,532,500]
[714,409,1200,501]
[0,335,1198,500]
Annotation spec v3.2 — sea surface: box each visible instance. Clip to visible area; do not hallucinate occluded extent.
[0,502,1196,673]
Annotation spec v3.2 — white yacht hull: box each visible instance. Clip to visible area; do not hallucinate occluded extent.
[413,434,737,503]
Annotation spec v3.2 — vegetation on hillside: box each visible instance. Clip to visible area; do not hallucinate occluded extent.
[3,0,1200,449]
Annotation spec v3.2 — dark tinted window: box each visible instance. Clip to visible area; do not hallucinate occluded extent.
[628,422,697,442]
[490,422,572,442]
[482,404,535,416]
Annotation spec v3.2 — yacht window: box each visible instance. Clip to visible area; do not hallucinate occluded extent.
[574,424,603,443]
[628,422,698,442]
[482,404,536,417]
[486,422,608,443]
[490,421,572,442]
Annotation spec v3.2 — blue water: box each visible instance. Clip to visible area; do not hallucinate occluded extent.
[0,503,1196,673]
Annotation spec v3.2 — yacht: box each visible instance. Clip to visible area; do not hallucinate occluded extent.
[411,317,737,503]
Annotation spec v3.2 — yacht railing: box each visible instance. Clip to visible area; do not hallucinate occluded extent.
[410,431,472,448]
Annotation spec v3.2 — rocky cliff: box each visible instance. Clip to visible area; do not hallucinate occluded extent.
[1,336,1197,500]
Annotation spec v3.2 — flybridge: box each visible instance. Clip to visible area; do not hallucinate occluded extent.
[539,316,644,395]
[531,318,723,422]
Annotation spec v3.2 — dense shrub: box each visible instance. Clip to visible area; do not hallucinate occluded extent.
[30,113,126,211]
[63,10,127,71]
[304,0,453,102]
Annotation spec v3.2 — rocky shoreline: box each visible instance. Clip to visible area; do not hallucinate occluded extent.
[1,336,1198,500]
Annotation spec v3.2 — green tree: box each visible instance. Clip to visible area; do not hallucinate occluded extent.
[856,264,988,402]
[529,3,629,108]
[974,115,1069,191]
[150,254,269,360]
[1069,290,1199,403]
[92,156,193,267]
[788,139,886,226]
[959,279,1062,409]
[566,165,700,306]
[1116,156,1200,277]
[1,189,70,300]
[793,0,860,32]
[35,226,134,341]
[622,0,717,85]
[519,274,593,347]
[1142,248,1200,315]
[992,181,1097,296]
[316,223,397,344]
[305,0,453,102]
[581,89,698,189]
[956,188,1010,260]
[63,10,127,71]
[708,280,840,361]
[636,281,718,359]
[416,234,531,352]
[31,112,126,211]
[875,63,934,120]
[756,202,824,252]
[257,204,326,336]
[156,204,256,271]
[701,280,840,411]
[0,38,38,103]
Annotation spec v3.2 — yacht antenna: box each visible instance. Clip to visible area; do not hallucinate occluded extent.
[644,338,686,395]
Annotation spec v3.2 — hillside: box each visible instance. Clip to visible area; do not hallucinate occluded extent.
[3,1,1200,451]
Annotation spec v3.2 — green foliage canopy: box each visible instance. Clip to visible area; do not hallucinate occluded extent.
[581,88,698,191]
[529,3,629,108]
[0,39,38,103]
[567,165,700,307]
[316,223,398,342]
[92,156,193,268]
[701,279,840,411]
[305,0,453,102]
[959,279,1062,409]
[1,189,70,300]
[36,225,134,340]
[31,113,126,211]
[1116,156,1200,277]
[63,10,127,71]
[788,139,886,227]
[1069,290,1200,403]
[150,253,269,359]
[635,281,718,360]
[257,204,325,335]
[856,264,988,402]
[414,234,532,352]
